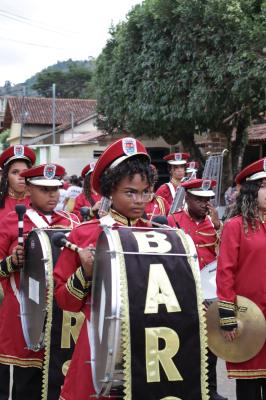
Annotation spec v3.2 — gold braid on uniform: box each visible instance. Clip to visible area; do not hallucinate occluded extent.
[66,266,91,301]
[218,300,238,331]
[0,256,20,277]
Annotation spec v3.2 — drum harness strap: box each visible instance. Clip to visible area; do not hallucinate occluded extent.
[10,209,50,303]
[166,182,176,201]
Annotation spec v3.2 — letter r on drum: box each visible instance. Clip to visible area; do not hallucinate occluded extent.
[145,327,183,383]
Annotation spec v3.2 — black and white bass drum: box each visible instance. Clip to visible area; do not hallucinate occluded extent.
[89,225,209,400]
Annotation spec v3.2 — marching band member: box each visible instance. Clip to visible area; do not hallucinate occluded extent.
[53,137,154,400]
[216,158,266,400]
[0,163,79,400]
[0,145,36,219]
[72,162,101,221]
[155,152,189,205]
[0,145,36,398]
[167,178,227,400]
[144,163,170,219]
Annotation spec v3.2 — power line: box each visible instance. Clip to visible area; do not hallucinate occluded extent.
[0,8,80,36]
[0,35,69,50]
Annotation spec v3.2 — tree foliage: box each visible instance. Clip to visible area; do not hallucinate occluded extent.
[32,62,95,99]
[95,0,266,169]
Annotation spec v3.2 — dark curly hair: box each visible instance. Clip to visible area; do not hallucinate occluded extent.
[99,157,154,198]
[228,179,261,233]
[83,173,95,205]
[0,159,32,208]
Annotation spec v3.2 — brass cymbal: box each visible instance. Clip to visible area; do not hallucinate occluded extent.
[206,295,266,362]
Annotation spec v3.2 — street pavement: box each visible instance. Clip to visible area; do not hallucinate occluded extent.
[217,358,236,400]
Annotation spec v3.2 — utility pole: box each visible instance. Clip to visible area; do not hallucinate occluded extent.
[71,112,74,139]
[52,83,56,144]
[19,87,26,144]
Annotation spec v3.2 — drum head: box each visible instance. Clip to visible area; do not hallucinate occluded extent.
[20,230,51,351]
[20,229,70,351]
[200,260,217,300]
[90,229,123,396]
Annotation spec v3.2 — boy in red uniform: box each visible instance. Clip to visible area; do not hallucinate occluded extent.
[156,152,189,205]
[167,178,227,400]
[54,137,154,400]
[0,163,79,400]
[72,162,101,221]
[217,158,266,399]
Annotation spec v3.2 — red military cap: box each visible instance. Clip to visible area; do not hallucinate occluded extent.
[20,163,65,187]
[81,162,96,178]
[0,145,36,168]
[235,158,266,184]
[186,161,199,173]
[92,137,150,193]
[163,152,190,165]
[182,178,216,197]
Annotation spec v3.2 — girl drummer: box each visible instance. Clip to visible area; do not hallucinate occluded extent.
[53,137,154,400]
[0,163,79,400]
[0,145,35,399]
[216,158,266,400]
[0,145,36,218]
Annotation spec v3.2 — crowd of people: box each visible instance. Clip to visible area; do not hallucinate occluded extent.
[0,141,265,400]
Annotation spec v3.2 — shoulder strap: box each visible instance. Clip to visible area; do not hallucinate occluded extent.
[26,209,49,228]
[166,182,176,200]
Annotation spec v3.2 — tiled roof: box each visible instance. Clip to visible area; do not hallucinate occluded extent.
[248,123,266,142]
[3,96,96,126]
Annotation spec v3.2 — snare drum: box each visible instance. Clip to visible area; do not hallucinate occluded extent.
[20,228,70,351]
[90,225,209,399]
[200,260,217,301]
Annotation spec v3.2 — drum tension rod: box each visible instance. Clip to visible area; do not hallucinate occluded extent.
[105,315,121,320]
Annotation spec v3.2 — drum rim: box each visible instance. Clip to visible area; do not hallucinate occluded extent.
[90,226,123,396]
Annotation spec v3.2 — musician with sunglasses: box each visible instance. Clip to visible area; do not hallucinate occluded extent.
[53,138,155,400]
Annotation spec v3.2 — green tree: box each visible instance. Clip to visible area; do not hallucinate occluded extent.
[95,0,266,173]
[32,64,94,98]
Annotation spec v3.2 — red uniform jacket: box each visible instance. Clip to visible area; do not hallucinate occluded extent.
[54,210,150,400]
[156,182,178,206]
[144,194,170,219]
[168,210,218,270]
[72,192,101,221]
[216,216,266,378]
[0,209,79,368]
[0,195,31,219]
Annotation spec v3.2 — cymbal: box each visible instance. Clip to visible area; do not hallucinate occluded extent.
[206,296,266,362]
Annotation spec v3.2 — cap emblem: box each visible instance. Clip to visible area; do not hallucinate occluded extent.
[175,153,182,161]
[14,145,24,157]
[122,138,137,156]
[44,164,56,179]
[90,162,95,171]
[188,161,195,169]
[202,179,211,191]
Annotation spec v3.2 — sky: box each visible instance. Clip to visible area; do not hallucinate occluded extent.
[0,0,141,86]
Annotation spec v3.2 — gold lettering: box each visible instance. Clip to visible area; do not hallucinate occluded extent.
[61,311,85,348]
[146,327,183,383]
[145,264,181,314]
[133,231,172,254]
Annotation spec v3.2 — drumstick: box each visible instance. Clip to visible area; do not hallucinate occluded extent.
[15,204,26,246]
[52,232,95,254]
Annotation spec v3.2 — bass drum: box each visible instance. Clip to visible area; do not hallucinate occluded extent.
[20,228,70,351]
[89,225,208,399]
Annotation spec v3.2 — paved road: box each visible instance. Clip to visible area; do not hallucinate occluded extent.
[217,358,236,400]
